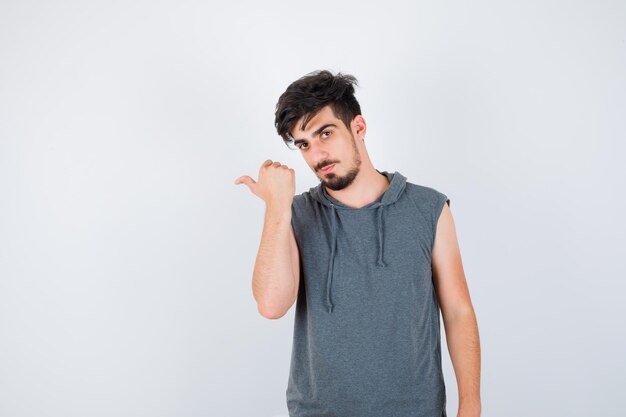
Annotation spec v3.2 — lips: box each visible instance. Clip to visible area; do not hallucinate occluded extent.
[320,163,335,173]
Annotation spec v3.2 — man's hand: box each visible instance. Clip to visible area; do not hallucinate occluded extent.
[234,160,296,209]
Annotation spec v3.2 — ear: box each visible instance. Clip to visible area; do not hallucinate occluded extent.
[352,115,367,140]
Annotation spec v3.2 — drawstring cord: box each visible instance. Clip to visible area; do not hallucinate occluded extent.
[325,203,338,313]
[325,202,386,313]
[376,203,386,267]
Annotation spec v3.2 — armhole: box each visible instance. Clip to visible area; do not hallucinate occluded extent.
[432,191,450,251]
[435,192,450,223]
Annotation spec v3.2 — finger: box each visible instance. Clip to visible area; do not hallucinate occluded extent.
[235,175,256,188]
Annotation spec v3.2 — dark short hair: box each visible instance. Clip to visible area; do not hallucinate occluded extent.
[274,70,362,147]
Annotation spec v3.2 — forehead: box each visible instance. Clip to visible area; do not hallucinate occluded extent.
[290,105,341,138]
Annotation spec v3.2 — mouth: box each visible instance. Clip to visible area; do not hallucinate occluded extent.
[320,163,335,173]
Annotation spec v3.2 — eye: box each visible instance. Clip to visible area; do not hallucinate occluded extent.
[296,142,309,150]
[322,131,332,138]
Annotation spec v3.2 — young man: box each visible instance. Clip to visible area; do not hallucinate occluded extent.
[235,70,481,417]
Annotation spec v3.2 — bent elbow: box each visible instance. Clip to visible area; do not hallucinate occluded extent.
[258,303,287,320]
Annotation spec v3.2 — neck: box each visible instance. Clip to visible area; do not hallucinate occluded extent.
[325,166,390,209]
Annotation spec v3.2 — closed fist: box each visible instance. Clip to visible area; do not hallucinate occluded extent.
[235,160,295,208]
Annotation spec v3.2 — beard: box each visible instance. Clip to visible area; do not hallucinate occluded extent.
[319,135,362,191]
[322,159,361,191]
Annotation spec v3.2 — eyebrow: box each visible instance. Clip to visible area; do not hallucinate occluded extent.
[292,124,337,146]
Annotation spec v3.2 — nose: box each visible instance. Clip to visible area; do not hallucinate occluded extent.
[307,140,330,164]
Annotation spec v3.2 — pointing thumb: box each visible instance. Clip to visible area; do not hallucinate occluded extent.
[234,175,256,190]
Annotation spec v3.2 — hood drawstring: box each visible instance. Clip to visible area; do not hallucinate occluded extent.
[326,203,338,313]
[325,202,386,313]
[312,170,407,314]
[376,203,386,267]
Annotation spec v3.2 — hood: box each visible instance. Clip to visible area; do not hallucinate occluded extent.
[309,170,408,313]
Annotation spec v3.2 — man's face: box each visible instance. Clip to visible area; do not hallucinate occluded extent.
[289,105,362,191]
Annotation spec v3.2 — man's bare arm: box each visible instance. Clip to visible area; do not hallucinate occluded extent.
[235,160,299,320]
[251,205,300,319]
[432,202,482,417]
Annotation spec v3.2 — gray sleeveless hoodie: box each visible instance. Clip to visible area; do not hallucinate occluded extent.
[287,170,450,417]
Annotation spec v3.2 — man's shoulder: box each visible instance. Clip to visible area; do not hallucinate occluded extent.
[293,188,313,204]
[291,187,319,213]
[403,180,447,202]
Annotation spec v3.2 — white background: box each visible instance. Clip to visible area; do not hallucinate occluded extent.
[1,1,625,416]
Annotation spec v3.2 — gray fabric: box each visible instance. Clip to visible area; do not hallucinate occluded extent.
[287,170,450,417]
